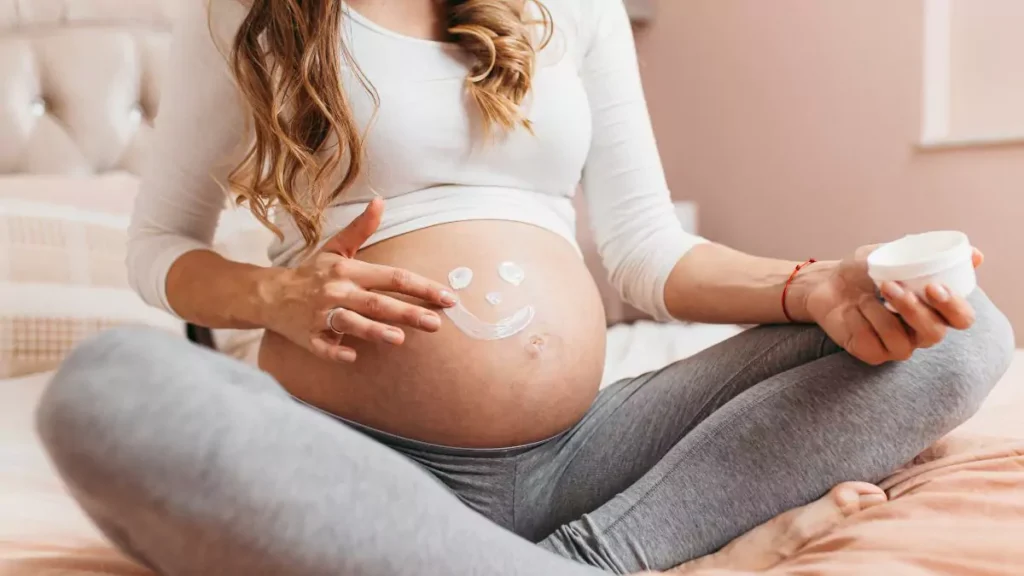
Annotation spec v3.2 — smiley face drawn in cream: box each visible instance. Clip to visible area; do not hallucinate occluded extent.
[443,262,534,340]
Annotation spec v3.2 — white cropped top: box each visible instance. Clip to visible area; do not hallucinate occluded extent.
[128,0,706,321]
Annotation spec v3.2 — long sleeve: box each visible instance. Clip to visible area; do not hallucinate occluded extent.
[578,0,707,321]
[127,0,250,314]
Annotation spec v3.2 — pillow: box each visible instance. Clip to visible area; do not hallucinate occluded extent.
[0,176,182,378]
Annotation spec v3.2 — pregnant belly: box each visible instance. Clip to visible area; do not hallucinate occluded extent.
[257,221,608,448]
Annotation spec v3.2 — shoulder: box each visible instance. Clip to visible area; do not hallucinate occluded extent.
[542,0,623,29]
[163,0,255,85]
[542,0,621,20]
[541,0,625,55]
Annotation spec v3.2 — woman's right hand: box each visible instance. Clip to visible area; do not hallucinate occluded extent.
[259,198,457,363]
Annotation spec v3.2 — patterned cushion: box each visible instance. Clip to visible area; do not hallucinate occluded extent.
[0,176,182,378]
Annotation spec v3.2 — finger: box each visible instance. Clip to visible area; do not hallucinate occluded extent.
[858,295,914,361]
[972,247,984,269]
[323,306,406,346]
[924,284,975,330]
[320,197,385,258]
[342,260,457,307]
[332,287,444,332]
[310,335,357,363]
[841,306,889,366]
[855,244,881,261]
[880,282,946,348]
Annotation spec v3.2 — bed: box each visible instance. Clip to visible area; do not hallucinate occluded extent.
[3,325,1024,575]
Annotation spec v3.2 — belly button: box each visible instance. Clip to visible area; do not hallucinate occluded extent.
[527,334,547,356]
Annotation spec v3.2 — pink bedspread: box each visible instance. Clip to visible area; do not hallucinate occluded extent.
[675,436,1024,576]
[2,359,1022,575]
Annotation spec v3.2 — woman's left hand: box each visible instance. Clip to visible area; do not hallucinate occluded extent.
[804,245,984,365]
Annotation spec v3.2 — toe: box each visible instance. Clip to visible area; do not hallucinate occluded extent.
[831,481,887,516]
[785,482,887,545]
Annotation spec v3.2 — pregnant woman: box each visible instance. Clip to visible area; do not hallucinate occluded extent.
[37,0,1013,574]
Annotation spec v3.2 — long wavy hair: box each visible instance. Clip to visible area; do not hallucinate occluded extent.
[223,0,552,250]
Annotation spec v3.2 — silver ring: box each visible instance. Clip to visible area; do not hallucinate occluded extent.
[325,307,347,336]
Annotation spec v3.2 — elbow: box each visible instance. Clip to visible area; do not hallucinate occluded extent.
[604,250,678,323]
[603,236,707,323]
[124,223,199,316]
[124,224,159,309]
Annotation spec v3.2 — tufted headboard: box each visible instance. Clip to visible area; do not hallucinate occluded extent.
[0,0,177,176]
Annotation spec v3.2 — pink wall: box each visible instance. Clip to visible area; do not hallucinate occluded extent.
[950,0,1024,138]
[635,0,1024,341]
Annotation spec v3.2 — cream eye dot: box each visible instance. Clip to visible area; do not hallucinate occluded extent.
[498,261,525,286]
[448,267,473,291]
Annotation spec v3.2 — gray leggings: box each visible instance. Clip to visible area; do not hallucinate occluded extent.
[37,291,1013,575]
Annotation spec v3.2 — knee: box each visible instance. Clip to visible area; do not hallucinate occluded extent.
[35,327,189,477]
[918,290,1015,427]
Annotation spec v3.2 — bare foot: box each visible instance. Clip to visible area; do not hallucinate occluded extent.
[671,482,887,573]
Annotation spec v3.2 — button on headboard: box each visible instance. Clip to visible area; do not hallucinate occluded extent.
[0,0,178,175]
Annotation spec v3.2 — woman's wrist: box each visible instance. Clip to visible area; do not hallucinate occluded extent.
[783,260,838,323]
[166,249,291,331]
[663,244,841,325]
[246,265,291,330]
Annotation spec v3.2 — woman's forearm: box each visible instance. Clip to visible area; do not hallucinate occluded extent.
[663,243,837,325]
[165,249,279,330]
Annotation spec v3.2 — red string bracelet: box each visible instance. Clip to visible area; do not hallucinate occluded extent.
[782,259,817,323]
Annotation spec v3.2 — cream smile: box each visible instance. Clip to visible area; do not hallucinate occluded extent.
[443,262,535,341]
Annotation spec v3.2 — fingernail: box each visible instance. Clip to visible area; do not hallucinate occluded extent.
[338,350,356,363]
[420,314,441,331]
[383,329,404,345]
[440,291,458,306]
[862,492,888,506]
[930,285,951,303]
[882,282,905,299]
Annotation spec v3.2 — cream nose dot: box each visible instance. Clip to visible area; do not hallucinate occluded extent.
[486,292,503,305]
